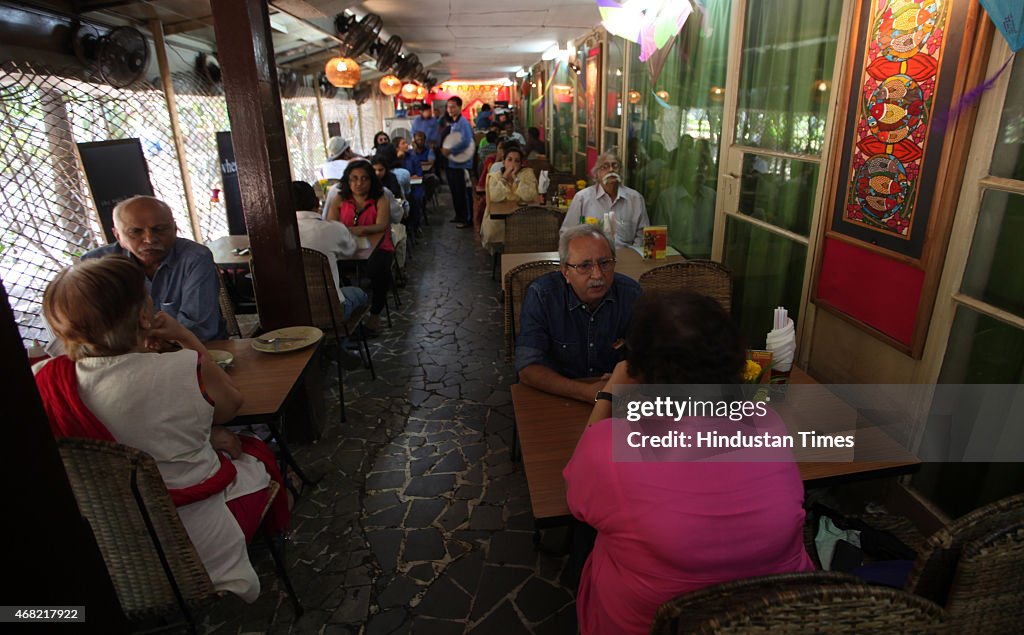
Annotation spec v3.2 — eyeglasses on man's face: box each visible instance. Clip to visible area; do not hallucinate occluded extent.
[598,161,621,171]
[565,258,616,274]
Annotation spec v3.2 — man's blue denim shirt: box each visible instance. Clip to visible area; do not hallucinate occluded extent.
[515,271,642,378]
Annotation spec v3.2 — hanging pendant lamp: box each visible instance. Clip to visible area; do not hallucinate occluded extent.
[325,56,360,88]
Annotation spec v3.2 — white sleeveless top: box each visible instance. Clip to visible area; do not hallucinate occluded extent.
[43,350,269,602]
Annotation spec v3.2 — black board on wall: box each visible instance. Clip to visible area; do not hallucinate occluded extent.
[77,139,154,243]
[327,122,341,138]
[216,131,247,236]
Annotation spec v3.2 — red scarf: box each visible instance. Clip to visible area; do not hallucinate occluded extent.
[35,355,236,506]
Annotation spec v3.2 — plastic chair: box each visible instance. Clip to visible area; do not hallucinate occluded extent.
[301,248,376,423]
[638,260,733,313]
[650,571,945,634]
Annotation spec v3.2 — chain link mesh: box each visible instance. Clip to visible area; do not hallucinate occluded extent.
[1,54,388,346]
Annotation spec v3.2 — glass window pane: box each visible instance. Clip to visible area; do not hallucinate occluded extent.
[961,191,1024,316]
[737,153,818,236]
[576,43,588,124]
[551,62,574,173]
[991,55,1024,180]
[939,307,1024,383]
[605,38,624,129]
[575,152,588,181]
[604,130,619,156]
[735,0,843,155]
[724,217,807,347]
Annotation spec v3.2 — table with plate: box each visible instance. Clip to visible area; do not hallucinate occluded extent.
[205,327,323,487]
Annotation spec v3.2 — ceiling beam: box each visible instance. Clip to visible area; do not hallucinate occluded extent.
[163,15,215,35]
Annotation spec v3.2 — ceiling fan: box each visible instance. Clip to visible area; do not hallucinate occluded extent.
[376,35,403,72]
[334,12,382,58]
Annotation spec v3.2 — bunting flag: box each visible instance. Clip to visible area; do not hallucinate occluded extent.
[979,0,1023,51]
[597,0,693,62]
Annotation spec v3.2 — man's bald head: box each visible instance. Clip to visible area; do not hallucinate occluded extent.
[111,196,177,275]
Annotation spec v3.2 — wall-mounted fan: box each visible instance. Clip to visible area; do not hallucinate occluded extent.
[394,53,419,80]
[278,68,299,98]
[376,35,402,72]
[334,12,382,58]
[195,52,222,86]
[318,72,338,98]
[73,24,149,88]
[352,80,373,105]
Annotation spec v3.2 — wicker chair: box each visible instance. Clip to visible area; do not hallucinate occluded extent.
[649,572,946,635]
[945,520,1024,633]
[301,248,376,423]
[503,260,561,363]
[906,492,1024,606]
[638,260,733,313]
[58,438,302,629]
[504,206,563,254]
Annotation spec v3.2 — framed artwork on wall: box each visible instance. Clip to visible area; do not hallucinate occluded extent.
[829,0,970,261]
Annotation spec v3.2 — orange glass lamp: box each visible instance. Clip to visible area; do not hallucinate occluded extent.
[627,90,641,104]
[401,82,419,100]
[325,56,360,88]
[379,74,402,96]
[415,84,428,100]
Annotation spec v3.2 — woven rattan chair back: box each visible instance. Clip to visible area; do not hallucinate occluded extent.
[217,269,241,338]
[57,438,219,625]
[503,260,560,362]
[649,572,945,634]
[504,207,562,254]
[301,248,347,335]
[944,521,1024,632]
[638,260,733,313]
[906,492,1024,606]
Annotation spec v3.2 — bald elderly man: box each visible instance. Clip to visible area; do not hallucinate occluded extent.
[83,195,226,340]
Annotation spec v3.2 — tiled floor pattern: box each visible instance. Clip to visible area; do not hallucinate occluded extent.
[207,193,578,634]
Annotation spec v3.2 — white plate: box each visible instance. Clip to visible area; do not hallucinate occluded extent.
[251,326,324,353]
[208,349,234,368]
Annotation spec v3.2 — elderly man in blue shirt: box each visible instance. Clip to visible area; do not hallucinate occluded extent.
[83,195,226,341]
[515,224,642,403]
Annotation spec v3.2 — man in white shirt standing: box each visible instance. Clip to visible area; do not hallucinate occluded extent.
[560,151,650,248]
[292,181,368,369]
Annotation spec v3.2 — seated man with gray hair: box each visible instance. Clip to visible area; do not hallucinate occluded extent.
[560,151,650,249]
[515,224,642,403]
[82,195,225,341]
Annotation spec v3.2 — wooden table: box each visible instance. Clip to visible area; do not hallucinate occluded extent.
[207,235,251,267]
[204,338,319,419]
[501,246,685,291]
[205,337,322,488]
[487,201,564,220]
[512,368,921,521]
[347,231,385,262]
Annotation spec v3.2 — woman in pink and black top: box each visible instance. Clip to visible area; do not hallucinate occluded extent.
[326,160,393,333]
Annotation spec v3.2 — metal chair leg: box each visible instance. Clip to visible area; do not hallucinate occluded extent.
[261,527,303,617]
[361,328,376,380]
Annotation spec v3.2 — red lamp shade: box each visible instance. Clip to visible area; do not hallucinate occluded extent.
[325,56,360,88]
[379,75,401,96]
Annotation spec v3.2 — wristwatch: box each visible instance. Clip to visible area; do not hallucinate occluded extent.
[595,390,614,403]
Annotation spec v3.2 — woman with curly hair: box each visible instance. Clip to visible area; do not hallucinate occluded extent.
[326,160,393,333]
[564,291,813,635]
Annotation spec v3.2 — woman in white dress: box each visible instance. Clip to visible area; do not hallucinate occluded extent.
[34,256,287,602]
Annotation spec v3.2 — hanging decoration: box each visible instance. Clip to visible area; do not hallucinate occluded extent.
[415,84,428,100]
[627,89,641,104]
[324,56,360,88]
[379,74,402,96]
[401,82,420,100]
[596,0,693,61]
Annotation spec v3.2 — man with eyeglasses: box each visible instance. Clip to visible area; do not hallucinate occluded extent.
[83,195,225,340]
[516,224,642,403]
[560,151,650,249]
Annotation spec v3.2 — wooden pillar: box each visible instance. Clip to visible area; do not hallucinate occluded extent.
[209,0,309,331]
[210,0,325,441]
[2,281,127,631]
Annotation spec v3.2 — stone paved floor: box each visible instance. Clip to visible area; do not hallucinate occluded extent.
[206,192,578,634]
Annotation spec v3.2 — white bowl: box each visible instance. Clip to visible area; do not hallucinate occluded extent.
[208,349,234,368]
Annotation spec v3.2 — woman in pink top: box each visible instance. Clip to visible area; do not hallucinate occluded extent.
[326,160,393,333]
[564,291,814,635]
